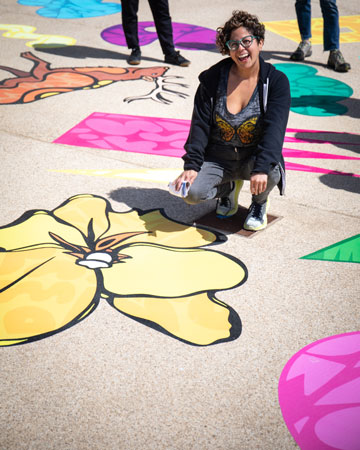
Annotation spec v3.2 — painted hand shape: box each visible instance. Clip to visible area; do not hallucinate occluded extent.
[275,63,353,116]
[0,195,246,347]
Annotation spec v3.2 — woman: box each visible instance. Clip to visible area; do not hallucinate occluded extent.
[173,10,291,231]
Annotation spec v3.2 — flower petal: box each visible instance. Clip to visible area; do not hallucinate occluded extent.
[53,194,110,241]
[104,209,219,248]
[111,292,241,346]
[103,244,246,297]
[0,248,98,346]
[0,211,86,251]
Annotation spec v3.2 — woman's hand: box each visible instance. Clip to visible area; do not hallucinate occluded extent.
[173,170,198,192]
[250,173,268,196]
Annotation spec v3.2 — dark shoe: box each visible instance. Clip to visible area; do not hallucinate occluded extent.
[216,180,243,218]
[127,48,141,65]
[327,49,351,72]
[164,51,190,67]
[290,40,312,61]
[243,198,269,231]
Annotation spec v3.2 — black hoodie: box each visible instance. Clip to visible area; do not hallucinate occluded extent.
[182,56,291,194]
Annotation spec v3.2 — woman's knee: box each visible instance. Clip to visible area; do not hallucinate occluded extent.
[184,186,204,204]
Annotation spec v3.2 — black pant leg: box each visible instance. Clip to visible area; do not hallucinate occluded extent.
[121,0,140,49]
[148,0,175,55]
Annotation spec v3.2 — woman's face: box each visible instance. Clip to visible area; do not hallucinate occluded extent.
[228,26,263,72]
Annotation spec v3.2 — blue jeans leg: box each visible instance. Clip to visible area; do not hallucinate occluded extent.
[295,0,312,40]
[320,0,339,50]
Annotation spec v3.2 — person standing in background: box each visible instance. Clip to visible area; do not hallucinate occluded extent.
[290,0,351,72]
[121,0,190,67]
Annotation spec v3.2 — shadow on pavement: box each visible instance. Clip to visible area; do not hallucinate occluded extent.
[319,173,360,193]
[33,45,165,64]
[109,186,216,224]
[294,130,360,152]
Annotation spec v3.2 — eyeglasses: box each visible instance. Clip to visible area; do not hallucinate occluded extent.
[226,35,259,51]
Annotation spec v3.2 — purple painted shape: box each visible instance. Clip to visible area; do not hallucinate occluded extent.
[278,331,360,449]
[101,22,217,51]
[315,377,360,405]
[54,113,360,178]
[315,407,360,450]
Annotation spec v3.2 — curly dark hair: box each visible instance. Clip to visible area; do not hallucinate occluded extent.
[216,10,265,55]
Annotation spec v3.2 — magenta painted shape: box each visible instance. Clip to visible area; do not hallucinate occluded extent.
[283,148,360,160]
[278,331,360,449]
[101,22,217,51]
[315,378,360,405]
[54,113,360,178]
[286,354,345,395]
[285,161,360,177]
[54,112,189,157]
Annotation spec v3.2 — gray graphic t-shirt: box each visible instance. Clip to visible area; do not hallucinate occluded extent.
[209,65,263,150]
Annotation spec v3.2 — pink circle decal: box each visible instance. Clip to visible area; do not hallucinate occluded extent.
[101,22,217,51]
[278,331,360,449]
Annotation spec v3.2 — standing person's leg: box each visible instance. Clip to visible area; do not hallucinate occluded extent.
[290,0,313,61]
[148,0,175,56]
[321,0,351,72]
[122,0,142,65]
[148,0,190,66]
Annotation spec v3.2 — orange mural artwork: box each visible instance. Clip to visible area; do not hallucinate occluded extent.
[0,52,187,105]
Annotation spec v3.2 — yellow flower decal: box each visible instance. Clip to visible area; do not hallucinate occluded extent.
[0,194,247,346]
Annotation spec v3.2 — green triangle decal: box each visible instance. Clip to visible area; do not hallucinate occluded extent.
[300,234,360,263]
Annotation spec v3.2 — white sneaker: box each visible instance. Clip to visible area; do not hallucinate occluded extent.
[216,180,244,218]
[243,198,270,231]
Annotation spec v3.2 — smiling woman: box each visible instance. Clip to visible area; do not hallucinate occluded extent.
[173,10,291,233]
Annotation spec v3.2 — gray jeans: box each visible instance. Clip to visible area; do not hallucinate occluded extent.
[185,157,281,205]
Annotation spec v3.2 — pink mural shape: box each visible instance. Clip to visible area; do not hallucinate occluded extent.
[101,22,217,51]
[53,113,360,177]
[54,113,190,157]
[278,331,360,449]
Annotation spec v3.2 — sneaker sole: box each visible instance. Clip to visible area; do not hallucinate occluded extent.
[216,208,238,219]
[128,60,141,65]
[243,199,270,231]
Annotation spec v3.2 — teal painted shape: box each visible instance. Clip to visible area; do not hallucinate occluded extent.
[300,234,360,263]
[18,0,121,19]
[274,63,353,117]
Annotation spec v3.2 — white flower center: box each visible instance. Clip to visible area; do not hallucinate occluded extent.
[77,252,113,269]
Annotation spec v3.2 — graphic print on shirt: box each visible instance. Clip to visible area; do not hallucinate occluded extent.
[215,114,261,145]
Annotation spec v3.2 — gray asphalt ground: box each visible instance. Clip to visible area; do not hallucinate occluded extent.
[1,1,359,449]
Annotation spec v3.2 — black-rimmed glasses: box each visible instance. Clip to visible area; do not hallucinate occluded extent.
[226,35,259,51]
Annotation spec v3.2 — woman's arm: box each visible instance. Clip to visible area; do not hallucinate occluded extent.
[253,70,291,174]
[182,83,213,172]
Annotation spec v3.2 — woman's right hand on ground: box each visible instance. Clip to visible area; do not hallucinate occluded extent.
[174,170,198,191]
